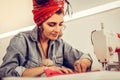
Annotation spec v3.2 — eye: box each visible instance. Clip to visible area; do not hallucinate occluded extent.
[59,22,64,26]
[47,22,56,27]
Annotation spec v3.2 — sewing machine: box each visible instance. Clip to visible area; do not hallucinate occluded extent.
[91,28,120,70]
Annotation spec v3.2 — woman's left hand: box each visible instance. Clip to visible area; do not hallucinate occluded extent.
[73,59,91,73]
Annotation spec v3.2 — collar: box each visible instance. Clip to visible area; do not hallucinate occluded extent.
[30,26,38,42]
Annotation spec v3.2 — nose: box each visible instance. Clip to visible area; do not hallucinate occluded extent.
[54,25,61,32]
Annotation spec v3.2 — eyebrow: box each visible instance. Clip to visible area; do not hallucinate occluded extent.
[47,21,64,24]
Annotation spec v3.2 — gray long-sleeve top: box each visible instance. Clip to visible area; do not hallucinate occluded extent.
[0,27,92,77]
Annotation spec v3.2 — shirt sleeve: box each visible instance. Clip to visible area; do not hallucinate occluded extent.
[62,40,92,70]
[15,66,26,76]
[0,33,27,77]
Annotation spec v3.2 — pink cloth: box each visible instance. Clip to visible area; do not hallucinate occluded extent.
[44,68,100,77]
[115,48,120,53]
[44,68,64,77]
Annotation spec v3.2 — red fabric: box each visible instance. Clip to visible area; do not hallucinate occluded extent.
[115,48,120,53]
[32,0,64,26]
[44,68,100,77]
[117,33,120,38]
[115,33,120,52]
[44,68,64,77]
[115,33,120,53]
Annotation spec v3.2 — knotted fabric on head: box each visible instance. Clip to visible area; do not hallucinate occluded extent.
[32,0,64,26]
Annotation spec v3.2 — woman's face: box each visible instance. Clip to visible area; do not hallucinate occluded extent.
[41,13,64,40]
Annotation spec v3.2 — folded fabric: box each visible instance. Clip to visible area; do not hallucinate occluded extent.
[117,33,120,38]
[115,48,120,52]
[44,68,64,77]
[44,68,100,77]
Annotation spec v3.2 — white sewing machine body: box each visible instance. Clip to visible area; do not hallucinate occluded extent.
[91,29,120,63]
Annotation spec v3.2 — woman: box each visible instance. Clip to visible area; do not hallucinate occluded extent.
[0,0,92,77]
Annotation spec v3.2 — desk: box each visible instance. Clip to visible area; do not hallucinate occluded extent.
[3,71,120,80]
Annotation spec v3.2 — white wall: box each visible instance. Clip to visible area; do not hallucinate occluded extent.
[0,0,34,34]
[63,8,120,54]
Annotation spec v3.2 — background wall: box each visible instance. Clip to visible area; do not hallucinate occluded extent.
[0,0,33,34]
[0,0,120,70]
[63,8,120,53]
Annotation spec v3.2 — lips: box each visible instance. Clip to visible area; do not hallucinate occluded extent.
[52,34,58,37]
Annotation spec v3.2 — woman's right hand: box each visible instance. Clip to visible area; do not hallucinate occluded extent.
[48,66,74,74]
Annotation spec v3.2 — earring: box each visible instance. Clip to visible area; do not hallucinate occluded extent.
[63,24,66,30]
[38,26,41,29]
[38,26,43,32]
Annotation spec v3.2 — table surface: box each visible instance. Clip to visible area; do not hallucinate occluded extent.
[2,71,120,80]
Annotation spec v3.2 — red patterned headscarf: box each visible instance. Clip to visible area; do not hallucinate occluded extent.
[32,0,64,26]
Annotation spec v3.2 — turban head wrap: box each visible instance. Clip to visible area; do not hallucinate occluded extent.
[32,0,64,26]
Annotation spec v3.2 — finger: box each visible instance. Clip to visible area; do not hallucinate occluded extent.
[80,64,87,72]
[60,68,69,74]
[56,69,64,74]
[74,64,78,72]
[61,66,74,74]
[74,63,82,73]
[50,66,64,74]
[61,68,73,74]
[64,68,73,74]
[67,68,74,73]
